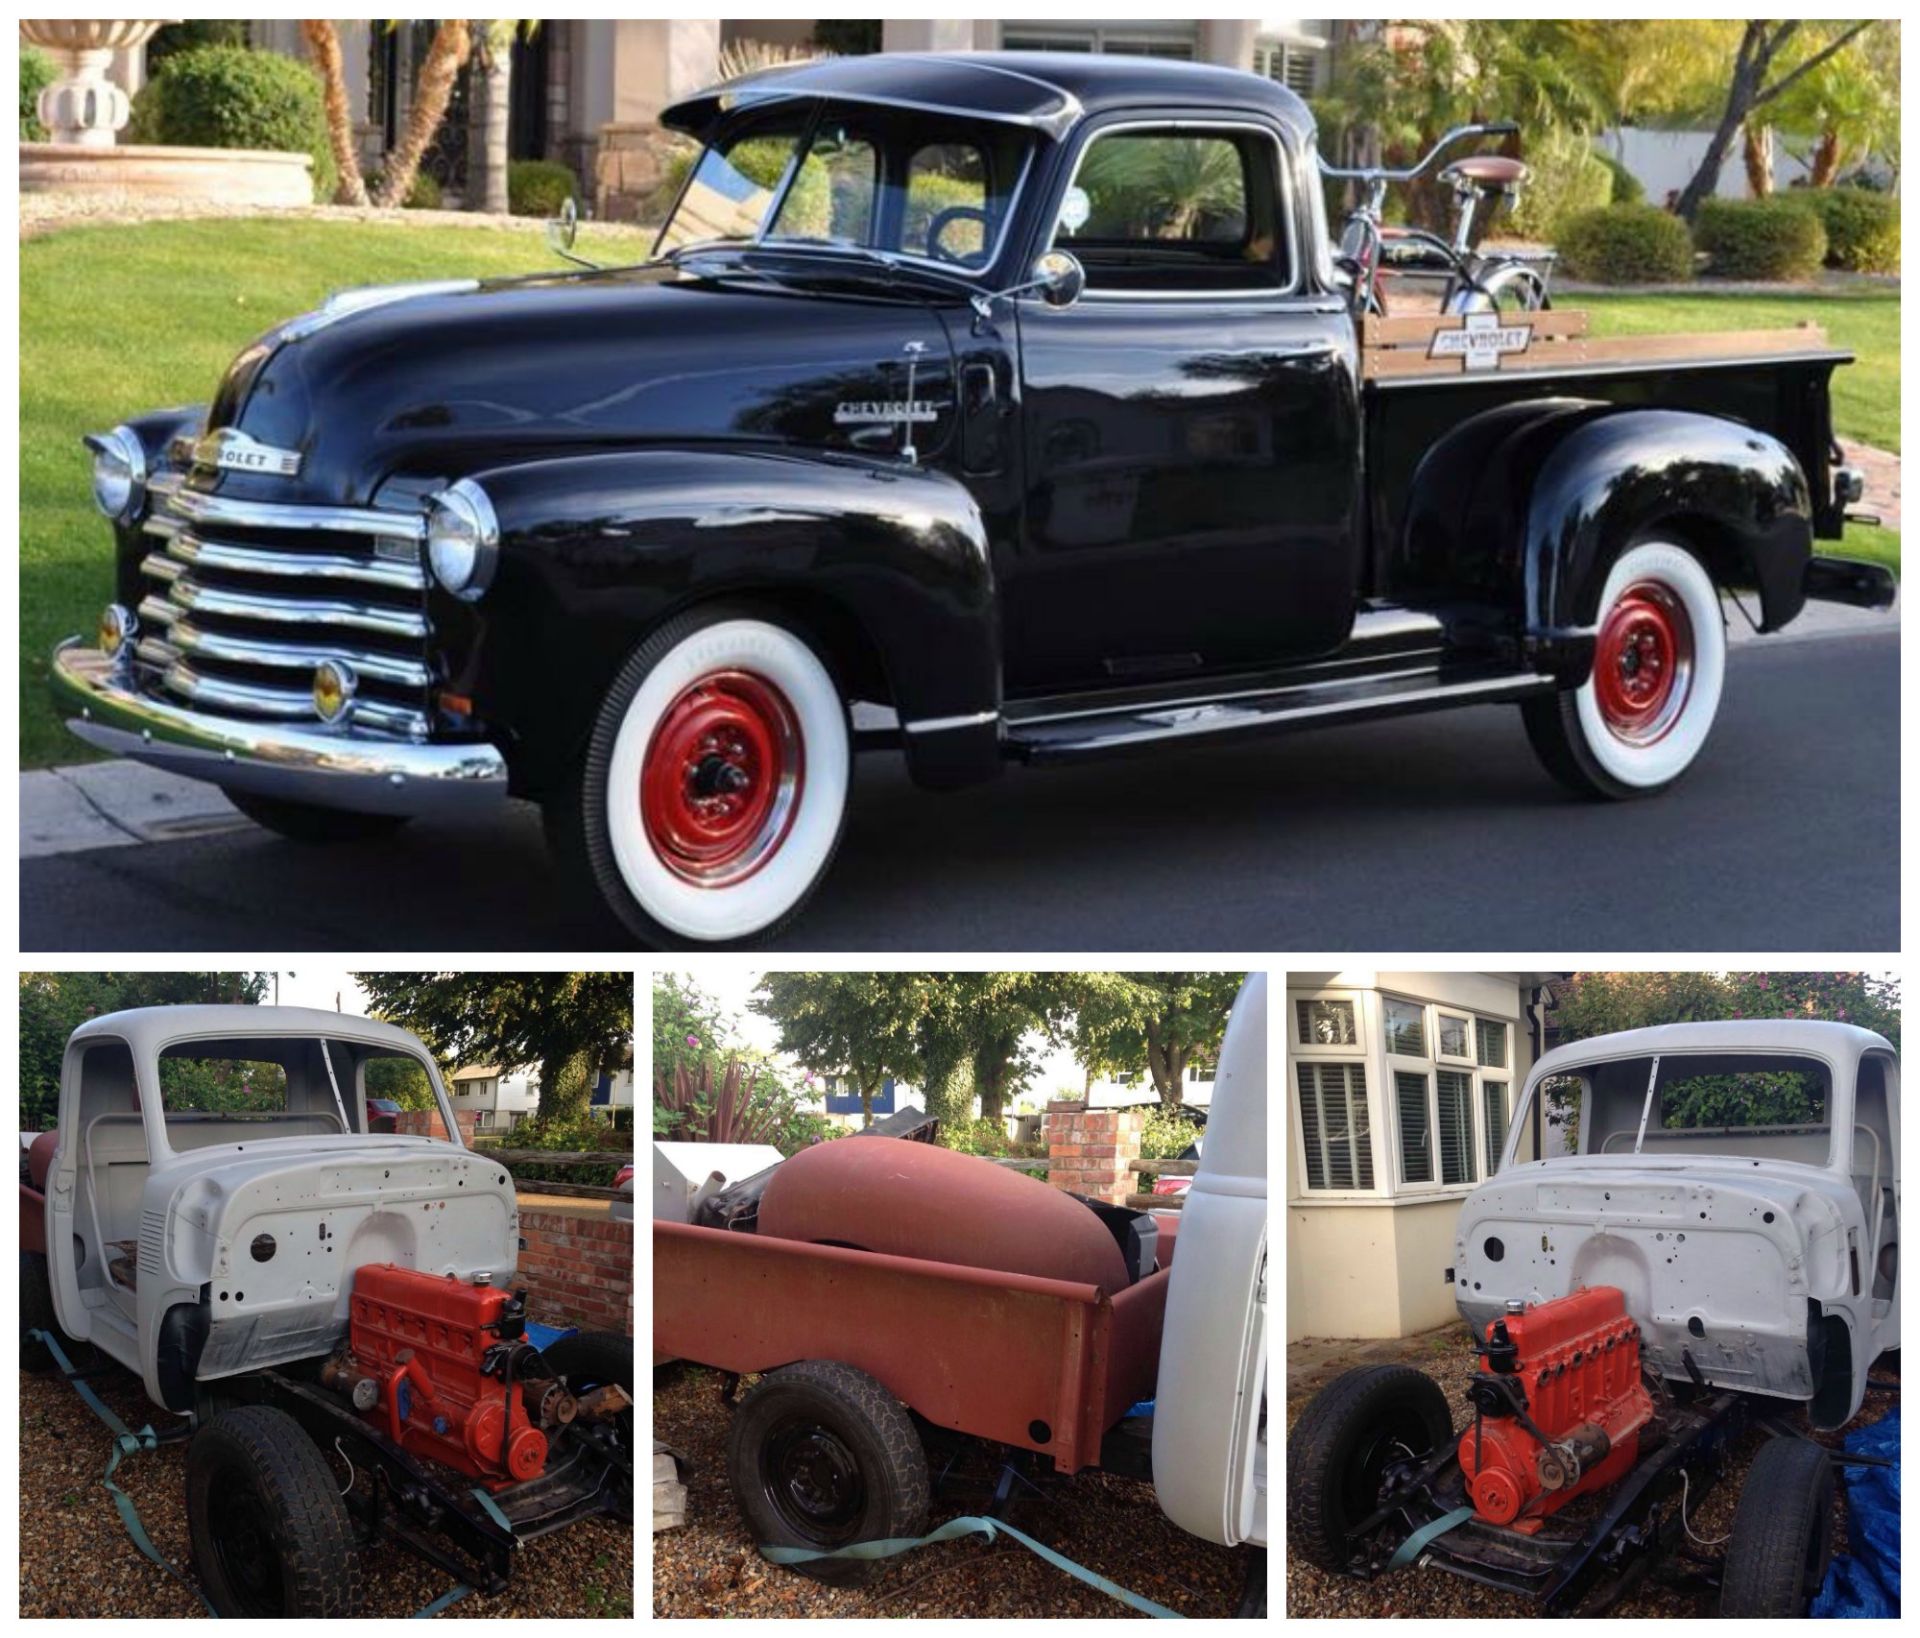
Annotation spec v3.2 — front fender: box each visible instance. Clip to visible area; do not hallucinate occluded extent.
[434,447,1000,797]
[1522,409,1813,676]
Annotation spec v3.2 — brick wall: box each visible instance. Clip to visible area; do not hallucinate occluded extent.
[1045,1101,1146,1205]
[518,1207,634,1337]
[395,1107,479,1143]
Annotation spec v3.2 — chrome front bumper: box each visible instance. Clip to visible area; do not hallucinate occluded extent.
[50,639,508,817]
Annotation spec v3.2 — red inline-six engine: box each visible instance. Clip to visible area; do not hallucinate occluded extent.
[1460,1286,1654,1529]
[324,1265,576,1488]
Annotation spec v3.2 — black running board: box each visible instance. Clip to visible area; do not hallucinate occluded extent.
[1005,664,1553,762]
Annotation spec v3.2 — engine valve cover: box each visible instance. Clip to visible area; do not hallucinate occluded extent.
[1459,1285,1653,1526]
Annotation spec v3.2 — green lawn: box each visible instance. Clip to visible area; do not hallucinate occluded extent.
[20,216,640,768]
[17,223,1903,768]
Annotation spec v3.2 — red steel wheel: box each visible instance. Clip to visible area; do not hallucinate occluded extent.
[1592,579,1694,746]
[640,670,804,886]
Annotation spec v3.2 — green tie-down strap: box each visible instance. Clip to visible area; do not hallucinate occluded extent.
[761,1512,1187,1618]
[29,1328,218,1617]
[30,1326,477,1620]
[1386,1504,1477,1570]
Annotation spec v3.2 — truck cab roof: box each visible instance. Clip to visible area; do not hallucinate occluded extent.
[69,1003,433,1058]
[662,49,1316,145]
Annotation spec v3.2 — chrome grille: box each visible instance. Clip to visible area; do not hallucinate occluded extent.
[132,475,435,739]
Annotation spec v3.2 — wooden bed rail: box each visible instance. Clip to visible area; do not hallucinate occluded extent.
[1361,309,1837,382]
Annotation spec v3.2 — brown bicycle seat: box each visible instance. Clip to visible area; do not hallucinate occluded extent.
[1442,155,1531,189]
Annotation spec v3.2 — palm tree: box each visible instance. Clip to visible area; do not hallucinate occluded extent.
[375,20,473,210]
[468,20,524,215]
[301,20,369,205]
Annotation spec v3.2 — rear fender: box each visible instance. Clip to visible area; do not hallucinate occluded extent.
[1520,409,1813,677]
[438,447,1000,797]
[1398,404,1813,683]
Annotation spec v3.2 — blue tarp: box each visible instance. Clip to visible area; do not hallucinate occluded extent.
[1812,1407,1900,1618]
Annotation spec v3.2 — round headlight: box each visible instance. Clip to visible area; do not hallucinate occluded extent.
[86,425,146,523]
[312,659,358,724]
[425,478,500,602]
[97,602,137,658]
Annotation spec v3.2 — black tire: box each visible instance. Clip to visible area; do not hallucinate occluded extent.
[1287,1364,1453,1574]
[186,1405,363,1617]
[20,1251,67,1373]
[544,601,851,949]
[1719,1436,1835,1617]
[227,790,412,843]
[726,1360,929,1586]
[543,1329,636,1516]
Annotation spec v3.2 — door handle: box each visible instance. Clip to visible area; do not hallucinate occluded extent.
[962,361,999,413]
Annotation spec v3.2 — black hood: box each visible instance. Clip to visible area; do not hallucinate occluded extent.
[206,266,959,508]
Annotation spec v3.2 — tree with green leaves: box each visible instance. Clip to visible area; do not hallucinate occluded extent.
[1670,21,1878,221]
[353,972,632,1125]
[1050,972,1244,1107]
[19,971,269,1128]
[751,972,922,1127]
[1552,971,1899,1049]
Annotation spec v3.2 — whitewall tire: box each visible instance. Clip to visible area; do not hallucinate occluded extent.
[551,607,850,945]
[1522,539,1726,799]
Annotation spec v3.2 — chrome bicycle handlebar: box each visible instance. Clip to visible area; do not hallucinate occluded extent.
[1318,121,1519,189]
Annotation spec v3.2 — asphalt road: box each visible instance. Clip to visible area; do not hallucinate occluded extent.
[20,631,1898,954]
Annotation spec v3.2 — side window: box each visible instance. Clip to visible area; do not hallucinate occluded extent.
[1056,125,1292,294]
[904,142,991,266]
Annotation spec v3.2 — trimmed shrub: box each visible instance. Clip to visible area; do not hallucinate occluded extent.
[509,158,579,218]
[1503,126,1613,242]
[1596,149,1644,206]
[1557,203,1695,284]
[1799,187,1899,274]
[20,47,54,141]
[1693,196,1827,281]
[145,19,249,71]
[127,45,335,202]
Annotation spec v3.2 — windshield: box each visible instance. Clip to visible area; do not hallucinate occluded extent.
[656,99,1035,273]
[150,1035,454,1143]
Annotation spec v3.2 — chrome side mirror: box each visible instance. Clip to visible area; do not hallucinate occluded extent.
[970,249,1086,321]
[1032,249,1085,308]
[547,197,602,270]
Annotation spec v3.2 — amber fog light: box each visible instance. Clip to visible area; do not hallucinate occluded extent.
[97,602,136,658]
[312,659,358,724]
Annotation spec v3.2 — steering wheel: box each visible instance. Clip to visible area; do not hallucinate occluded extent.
[926,205,991,265]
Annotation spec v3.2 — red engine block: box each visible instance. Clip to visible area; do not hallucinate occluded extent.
[1460,1286,1654,1528]
[332,1265,552,1488]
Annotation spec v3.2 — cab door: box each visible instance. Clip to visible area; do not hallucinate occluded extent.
[1006,116,1361,696]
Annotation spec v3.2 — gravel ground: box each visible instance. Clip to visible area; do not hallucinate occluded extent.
[653,1365,1255,1617]
[1284,1323,1898,1616]
[20,1361,633,1618]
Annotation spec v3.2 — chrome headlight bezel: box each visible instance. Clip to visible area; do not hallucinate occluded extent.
[85,425,146,523]
[425,477,500,602]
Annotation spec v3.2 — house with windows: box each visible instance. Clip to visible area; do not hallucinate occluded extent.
[447,1065,539,1133]
[1287,972,1565,1342]
[226,18,1340,218]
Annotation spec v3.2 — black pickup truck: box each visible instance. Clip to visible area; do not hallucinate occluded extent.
[52,52,1891,945]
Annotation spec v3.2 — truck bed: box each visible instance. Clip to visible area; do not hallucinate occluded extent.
[653,1219,1172,1473]
[1360,309,1854,596]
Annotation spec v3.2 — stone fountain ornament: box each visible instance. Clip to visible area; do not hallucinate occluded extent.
[19,19,315,205]
[19,19,167,146]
